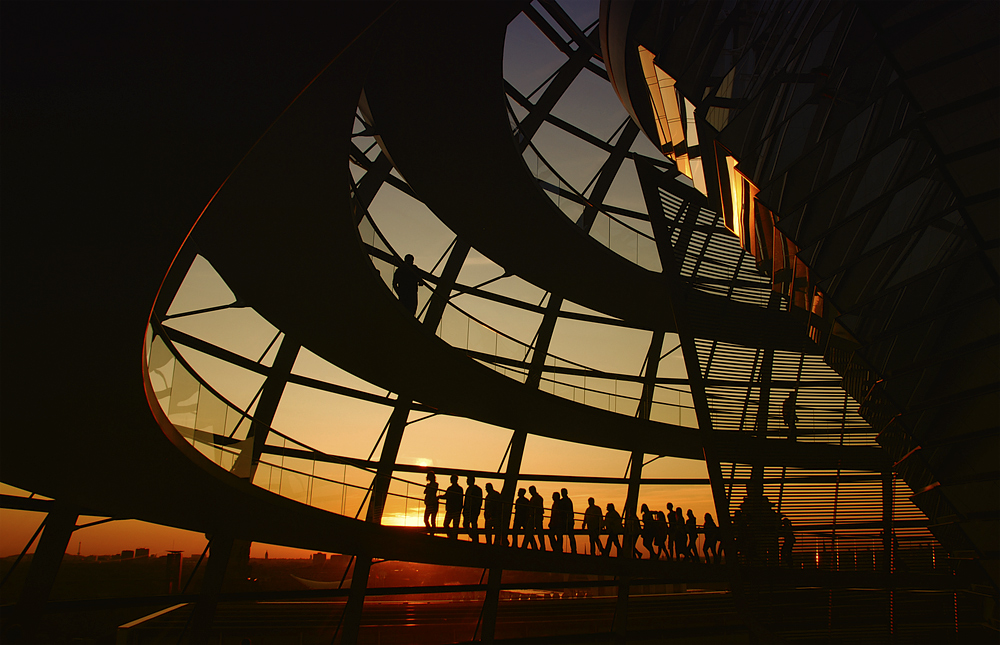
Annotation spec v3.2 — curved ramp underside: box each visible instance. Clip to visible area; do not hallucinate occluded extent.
[188,5,883,471]
[361,3,817,354]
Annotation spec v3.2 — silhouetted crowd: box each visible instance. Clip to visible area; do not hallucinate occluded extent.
[731,493,796,567]
[416,472,795,564]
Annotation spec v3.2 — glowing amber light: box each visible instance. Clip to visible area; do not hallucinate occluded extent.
[638,46,707,194]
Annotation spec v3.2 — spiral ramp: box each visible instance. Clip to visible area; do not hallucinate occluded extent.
[1,1,993,642]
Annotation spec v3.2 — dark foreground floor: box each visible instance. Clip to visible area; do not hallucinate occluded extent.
[101,587,992,644]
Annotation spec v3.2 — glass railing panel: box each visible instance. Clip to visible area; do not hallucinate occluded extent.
[307,473,347,515]
[637,232,660,272]
[252,461,280,495]
[166,359,200,430]
[192,386,229,436]
[496,334,528,366]
[380,476,426,527]
[277,468,310,506]
[147,334,176,409]
[437,302,471,348]
[467,318,500,356]
[609,216,639,265]
[191,438,239,474]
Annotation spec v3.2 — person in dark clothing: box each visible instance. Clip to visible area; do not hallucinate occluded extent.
[640,504,656,559]
[442,474,463,539]
[625,508,642,559]
[703,513,720,564]
[560,489,577,554]
[653,511,668,558]
[674,506,693,560]
[603,503,623,557]
[463,476,483,543]
[665,502,677,559]
[423,471,440,530]
[583,498,603,555]
[514,488,536,549]
[686,509,700,563]
[392,254,424,315]
[483,483,500,545]
[548,491,564,552]
[528,486,545,551]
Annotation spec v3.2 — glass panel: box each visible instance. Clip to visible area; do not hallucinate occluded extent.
[550,68,628,142]
[166,361,199,430]
[367,181,456,276]
[547,319,650,376]
[531,121,609,194]
[168,343,265,413]
[291,347,387,396]
[164,255,236,318]
[503,12,569,99]
[396,414,514,473]
[521,435,630,479]
[163,306,279,364]
[147,335,176,408]
[602,158,647,215]
[193,387,229,436]
[270,384,393,458]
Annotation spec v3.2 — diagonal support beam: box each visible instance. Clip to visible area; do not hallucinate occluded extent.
[482,294,563,642]
[342,239,470,644]
[614,330,664,635]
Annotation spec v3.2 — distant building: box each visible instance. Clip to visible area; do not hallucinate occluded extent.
[120,550,134,560]
[311,553,327,564]
[135,548,149,558]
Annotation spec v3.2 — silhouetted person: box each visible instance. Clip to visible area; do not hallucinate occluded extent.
[603,503,623,557]
[583,498,603,555]
[782,392,798,434]
[640,504,656,559]
[665,502,677,559]
[653,511,668,559]
[779,515,795,567]
[423,471,440,529]
[703,513,720,564]
[625,509,641,558]
[442,474,463,539]
[393,254,424,315]
[675,507,693,560]
[686,509,700,563]
[483,483,500,545]
[463,476,483,543]
[528,486,545,551]
[738,494,779,566]
[548,491,564,551]
[559,489,577,554]
[514,488,536,549]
